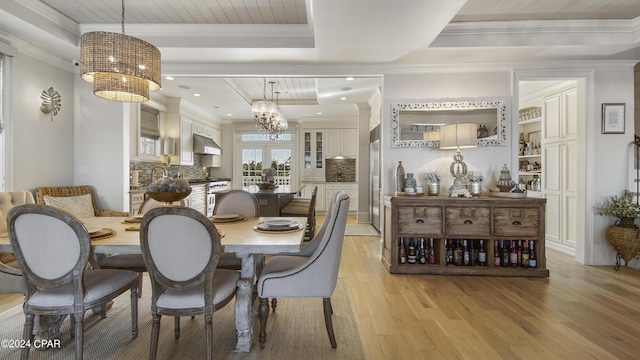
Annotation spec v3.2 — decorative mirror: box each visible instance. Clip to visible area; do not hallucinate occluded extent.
[390,98,508,148]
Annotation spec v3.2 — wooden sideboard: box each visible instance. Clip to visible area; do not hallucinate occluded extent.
[382,195,549,277]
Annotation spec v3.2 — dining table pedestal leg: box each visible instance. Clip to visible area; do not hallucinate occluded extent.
[233,252,257,352]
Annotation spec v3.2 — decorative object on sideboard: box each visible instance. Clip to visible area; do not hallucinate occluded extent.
[40,87,61,121]
[404,173,417,194]
[596,190,640,270]
[496,164,516,192]
[423,171,443,196]
[163,137,175,167]
[394,161,405,195]
[440,123,477,197]
[80,0,161,102]
[464,171,484,196]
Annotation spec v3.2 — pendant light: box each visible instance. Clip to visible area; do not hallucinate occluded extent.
[80,0,161,102]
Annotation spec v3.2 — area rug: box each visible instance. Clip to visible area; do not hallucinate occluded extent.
[0,279,364,360]
[345,224,379,236]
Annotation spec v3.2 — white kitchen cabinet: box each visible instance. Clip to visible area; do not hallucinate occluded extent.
[326,129,357,157]
[325,183,358,212]
[301,129,325,181]
[180,117,194,165]
[543,86,577,250]
[189,184,207,215]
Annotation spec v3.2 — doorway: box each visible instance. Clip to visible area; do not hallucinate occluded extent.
[518,77,585,260]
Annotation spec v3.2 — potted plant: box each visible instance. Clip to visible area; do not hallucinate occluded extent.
[464,171,484,196]
[423,171,443,196]
[596,190,640,266]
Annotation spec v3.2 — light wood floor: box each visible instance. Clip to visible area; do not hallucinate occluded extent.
[2,216,640,359]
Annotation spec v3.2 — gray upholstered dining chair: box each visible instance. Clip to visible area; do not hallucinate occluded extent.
[213,190,259,269]
[256,191,350,349]
[0,191,35,295]
[140,207,240,360]
[7,204,139,360]
[280,185,318,241]
[98,197,186,298]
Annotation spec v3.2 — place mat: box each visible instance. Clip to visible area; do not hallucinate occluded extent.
[211,215,246,223]
[122,217,142,224]
[253,222,303,234]
[125,226,140,231]
[90,228,116,240]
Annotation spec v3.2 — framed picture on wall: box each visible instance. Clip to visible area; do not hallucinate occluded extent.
[601,103,625,134]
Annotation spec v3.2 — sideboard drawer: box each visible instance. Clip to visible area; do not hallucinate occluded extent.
[493,208,540,237]
[397,206,443,235]
[445,207,491,236]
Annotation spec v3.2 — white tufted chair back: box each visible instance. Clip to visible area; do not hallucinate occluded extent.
[0,191,35,234]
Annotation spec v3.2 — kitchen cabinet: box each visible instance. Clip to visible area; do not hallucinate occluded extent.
[382,195,548,277]
[325,183,358,212]
[326,129,357,157]
[301,129,325,181]
[189,184,207,215]
[129,191,145,215]
[543,86,577,250]
[180,117,194,165]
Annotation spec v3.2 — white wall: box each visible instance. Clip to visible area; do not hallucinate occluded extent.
[74,78,128,212]
[10,53,74,191]
[382,72,513,195]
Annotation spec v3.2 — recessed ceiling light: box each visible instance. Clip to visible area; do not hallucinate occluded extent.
[193,93,200,97]
[317,112,323,115]
[227,113,232,116]
[165,76,174,80]
[340,97,347,100]
[346,77,354,81]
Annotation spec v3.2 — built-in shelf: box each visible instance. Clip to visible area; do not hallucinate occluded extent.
[518,117,542,125]
[519,154,541,159]
[519,171,542,176]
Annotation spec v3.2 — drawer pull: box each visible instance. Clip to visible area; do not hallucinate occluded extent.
[463,220,473,225]
[416,219,424,224]
[512,221,522,226]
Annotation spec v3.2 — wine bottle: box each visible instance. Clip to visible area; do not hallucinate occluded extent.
[478,240,486,266]
[407,238,417,264]
[399,238,407,264]
[500,240,509,267]
[446,239,453,265]
[517,240,522,266]
[453,239,463,266]
[521,240,530,268]
[469,240,477,267]
[463,240,470,266]
[528,240,537,268]
[509,240,518,267]
[493,240,501,266]
[418,238,427,264]
[428,238,437,264]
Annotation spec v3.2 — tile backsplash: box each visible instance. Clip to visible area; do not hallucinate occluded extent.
[325,158,356,182]
[130,155,208,187]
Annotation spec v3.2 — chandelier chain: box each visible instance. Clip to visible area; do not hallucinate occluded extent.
[121,0,125,34]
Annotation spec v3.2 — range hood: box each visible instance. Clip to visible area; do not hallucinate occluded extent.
[193,134,222,155]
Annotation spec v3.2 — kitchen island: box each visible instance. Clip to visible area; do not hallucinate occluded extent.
[216,184,305,216]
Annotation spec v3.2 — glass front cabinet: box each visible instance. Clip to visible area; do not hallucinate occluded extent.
[302,129,325,181]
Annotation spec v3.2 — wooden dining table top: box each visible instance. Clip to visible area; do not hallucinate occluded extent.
[0,215,308,256]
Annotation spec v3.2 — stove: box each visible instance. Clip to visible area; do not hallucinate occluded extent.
[206,180,230,217]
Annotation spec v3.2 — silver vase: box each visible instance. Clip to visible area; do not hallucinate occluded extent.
[469,181,481,196]
[427,182,440,196]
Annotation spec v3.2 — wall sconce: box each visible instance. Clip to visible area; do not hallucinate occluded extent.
[40,87,61,121]
[440,123,477,197]
[163,137,175,167]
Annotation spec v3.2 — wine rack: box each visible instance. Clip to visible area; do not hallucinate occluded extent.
[382,196,549,277]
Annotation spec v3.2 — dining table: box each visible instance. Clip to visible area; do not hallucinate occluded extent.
[0,214,308,353]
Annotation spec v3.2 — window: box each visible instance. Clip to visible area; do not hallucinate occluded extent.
[237,131,296,189]
[139,105,160,156]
